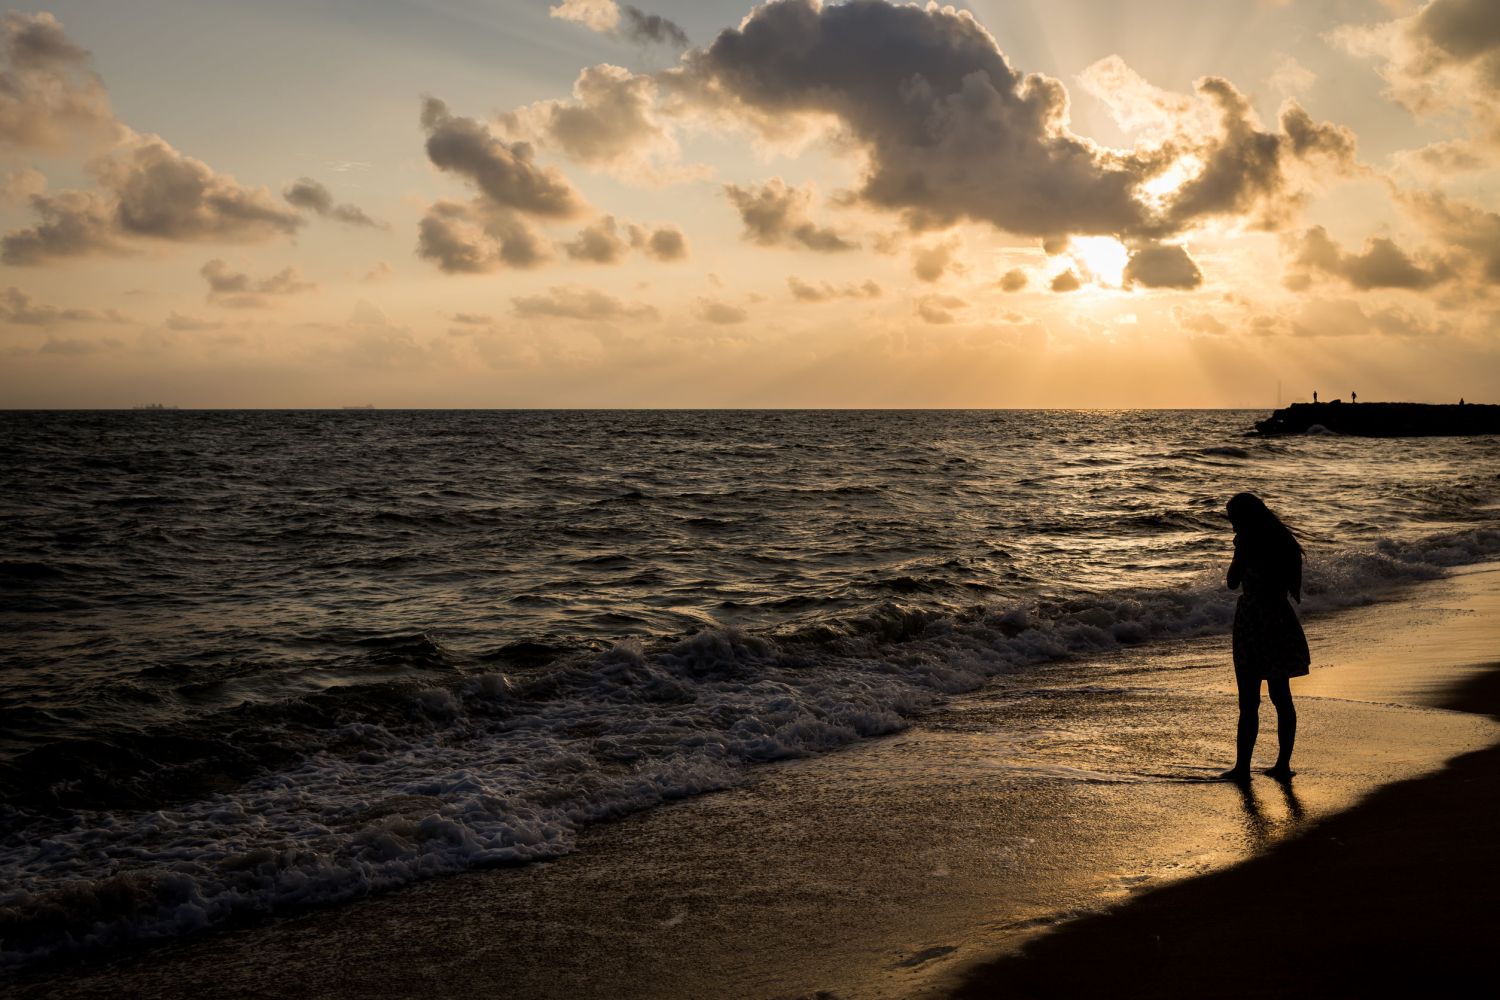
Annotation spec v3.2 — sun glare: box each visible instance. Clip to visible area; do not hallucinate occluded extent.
[1070,236,1130,288]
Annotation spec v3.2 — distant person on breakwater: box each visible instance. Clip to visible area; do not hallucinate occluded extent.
[1312,391,1318,403]
[1352,391,1357,403]
[1221,492,1309,782]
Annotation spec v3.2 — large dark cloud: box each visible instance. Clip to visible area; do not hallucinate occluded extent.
[0,11,115,150]
[1286,225,1449,291]
[422,97,584,218]
[1123,243,1203,290]
[283,178,384,228]
[1400,191,1500,285]
[662,1,1359,248]
[724,178,855,251]
[1341,0,1500,147]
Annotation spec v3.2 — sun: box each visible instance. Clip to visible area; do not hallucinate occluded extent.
[1070,236,1130,288]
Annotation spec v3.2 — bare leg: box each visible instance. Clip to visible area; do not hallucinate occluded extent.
[1264,676,1296,778]
[1221,672,1259,781]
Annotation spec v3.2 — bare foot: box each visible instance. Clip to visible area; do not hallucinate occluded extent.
[1263,765,1296,780]
[1218,767,1251,783]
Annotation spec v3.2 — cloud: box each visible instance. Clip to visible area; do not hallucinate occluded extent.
[1289,297,1444,338]
[1269,55,1318,96]
[0,11,116,151]
[916,294,966,324]
[450,312,494,325]
[668,2,1356,244]
[1051,270,1082,292]
[549,1,688,48]
[416,198,550,273]
[0,166,46,206]
[0,285,125,325]
[628,222,687,261]
[163,311,222,332]
[564,215,631,263]
[513,285,658,321]
[1123,243,1204,289]
[200,258,315,308]
[2,132,304,264]
[999,268,1028,292]
[0,188,121,264]
[696,298,747,324]
[1285,225,1449,290]
[421,97,584,218]
[1397,190,1500,284]
[787,276,882,302]
[912,239,965,282]
[723,178,855,251]
[498,64,687,179]
[361,261,394,284]
[283,177,384,228]
[1336,0,1500,146]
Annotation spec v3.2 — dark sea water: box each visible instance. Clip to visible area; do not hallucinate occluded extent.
[2,409,1498,969]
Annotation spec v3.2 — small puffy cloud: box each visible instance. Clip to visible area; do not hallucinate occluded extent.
[513,285,658,321]
[564,215,631,263]
[0,188,121,264]
[1123,243,1204,290]
[550,1,688,48]
[283,177,384,228]
[416,199,550,273]
[1269,55,1317,96]
[1051,270,1082,292]
[0,285,124,325]
[421,97,584,218]
[916,294,966,324]
[723,178,855,252]
[450,312,493,325]
[0,12,117,151]
[200,258,315,308]
[696,298,747,324]
[786,276,881,302]
[499,65,687,180]
[1286,225,1449,290]
[628,223,687,261]
[912,240,963,283]
[999,268,1028,292]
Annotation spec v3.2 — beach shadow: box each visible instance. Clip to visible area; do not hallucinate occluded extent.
[947,664,1500,999]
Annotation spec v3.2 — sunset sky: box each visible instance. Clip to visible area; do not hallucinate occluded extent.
[1,0,1497,407]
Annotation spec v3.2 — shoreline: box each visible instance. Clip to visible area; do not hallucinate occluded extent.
[946,659,1500,998]
[8,565,1500,999]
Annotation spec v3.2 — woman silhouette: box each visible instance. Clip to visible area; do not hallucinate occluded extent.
[1222,492,1309,781]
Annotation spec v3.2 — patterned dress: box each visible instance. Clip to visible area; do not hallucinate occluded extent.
[1230,540,1310,680]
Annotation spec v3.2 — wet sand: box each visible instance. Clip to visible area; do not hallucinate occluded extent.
[10,565,1500,1000]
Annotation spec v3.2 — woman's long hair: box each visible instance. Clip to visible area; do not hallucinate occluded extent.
[1228,492,1303,599]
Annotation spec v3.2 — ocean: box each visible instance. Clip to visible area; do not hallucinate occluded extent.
[2,409,1497,970]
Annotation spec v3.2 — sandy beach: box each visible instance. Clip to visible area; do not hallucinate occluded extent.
[9,564,1499,1000]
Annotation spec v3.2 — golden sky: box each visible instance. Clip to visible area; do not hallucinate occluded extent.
[1,0,1496,407]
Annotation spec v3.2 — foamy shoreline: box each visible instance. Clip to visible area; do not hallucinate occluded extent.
[12,563,1499,998]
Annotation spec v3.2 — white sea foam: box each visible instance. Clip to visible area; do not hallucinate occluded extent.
[2,524,1498,969]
